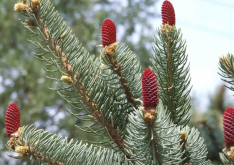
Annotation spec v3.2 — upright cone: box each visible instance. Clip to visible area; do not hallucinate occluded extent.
[5,103,21,137]
[161,0,176,25]
[223,107,234,150]
[142,68,159,111]
[101,19,116,47]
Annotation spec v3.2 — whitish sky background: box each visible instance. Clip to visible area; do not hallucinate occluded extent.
[154,0,234,111]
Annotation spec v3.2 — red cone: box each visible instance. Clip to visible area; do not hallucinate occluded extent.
[142,68,159,111]
[223,107,234,150]
[161,0,176,25]
[102,19,116,47]
[5,103,20,137]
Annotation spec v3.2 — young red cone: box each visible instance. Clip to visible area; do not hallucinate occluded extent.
[161,0,176,25]
[5,103,21,137]
[142,68,159,111]
[101,19,116,47]
[223,107,234,150]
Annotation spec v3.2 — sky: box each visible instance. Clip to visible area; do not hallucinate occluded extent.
[154,0,234,111]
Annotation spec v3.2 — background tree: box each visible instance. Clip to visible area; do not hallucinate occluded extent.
[189,84,230,164]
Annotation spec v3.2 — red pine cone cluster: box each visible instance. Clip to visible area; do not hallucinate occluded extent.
[161,0,176,25]
[5,103,21,137]
[223,107,234,150]
[101,19,116,47]
[142,68,159,111]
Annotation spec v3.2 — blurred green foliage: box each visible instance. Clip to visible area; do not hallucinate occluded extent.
[189,84,234,164]
[0,0,159,164]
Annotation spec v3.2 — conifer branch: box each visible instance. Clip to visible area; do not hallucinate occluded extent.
[9,146,64,165]
[181,126,210,164]
[6,125,127,164]
[151,1,192,126]
[102,45,140,109]
[16,0,129,157]
[101,20,142,110]
[219,53,234,92]
[165,27,174,120]
[125,100,184,164]
[161,2,176,122]
[8,0,213,164]
[34,7,124,147]
[151,25,192,126]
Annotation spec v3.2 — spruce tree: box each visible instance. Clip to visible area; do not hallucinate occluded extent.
[5,0,224,164]
[0,0,159,163]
